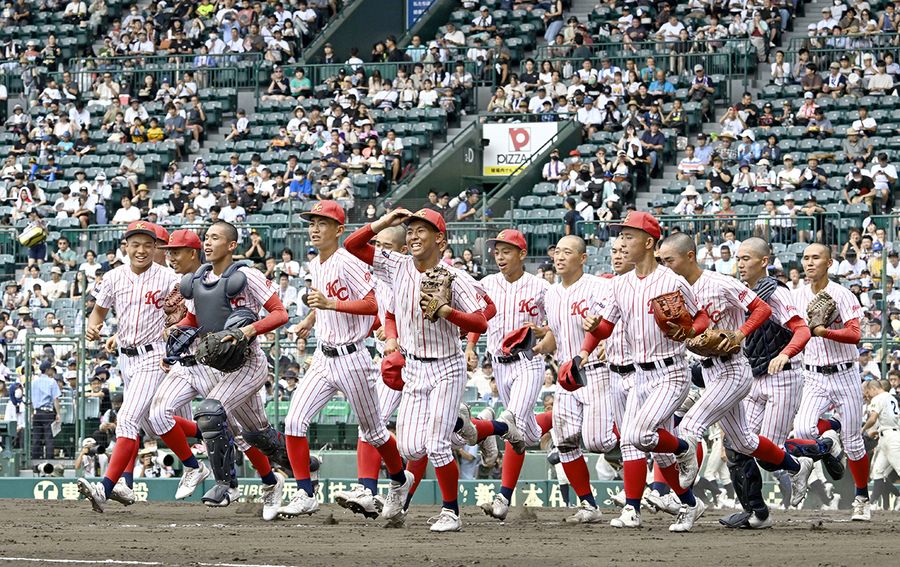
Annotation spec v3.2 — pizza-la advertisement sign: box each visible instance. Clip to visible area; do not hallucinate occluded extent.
[482,122,559,176]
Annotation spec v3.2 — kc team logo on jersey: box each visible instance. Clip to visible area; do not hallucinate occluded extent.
[325,279,349,300]
[571,299,588,317]
[144,290,163,308]
[519,298,539,316]
[702,301,723,323]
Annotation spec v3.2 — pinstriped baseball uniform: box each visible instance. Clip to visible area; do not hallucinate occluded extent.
[679,271,763,455]
[373,249,485,467]
[746,285,804,445]
[792,281,866,460]
[93,262,178,439]
[284,249,392,448]
[868,392,900,481]
[545,274,620,463]
[480,271,549,446]
[372,277,402,424]
[599,266,696,460]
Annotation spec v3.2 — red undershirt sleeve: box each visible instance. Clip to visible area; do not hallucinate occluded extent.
[251,294,289,335]
[343,224,377,265]
[446,309,488,334]
[579,319,615,354]
[335,290,378,315]
[467,293,497,347]
[781,316,811,358]
[692,309,710,335]
[176,312,198,328]
[739,297,773,336]
[823,318,861,344]
[385,311,398,340]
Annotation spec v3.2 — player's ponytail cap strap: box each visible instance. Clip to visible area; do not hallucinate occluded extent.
[405,208,447,234]
[160,229,202,250]
[123,221,159,241]
[300,200,346,225]
[487,229,527,251]
[612,211,661,240]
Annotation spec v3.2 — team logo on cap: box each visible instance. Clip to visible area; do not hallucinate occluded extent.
[313,203,324,212]
[416,211,428,217]
[497,230,507,240]
[134,222,146,229]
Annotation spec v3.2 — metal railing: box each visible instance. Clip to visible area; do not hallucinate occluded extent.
[67,53,265,89]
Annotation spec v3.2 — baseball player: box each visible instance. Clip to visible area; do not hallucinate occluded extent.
[792,243,871,521]
[465,229,553,521]
[153,224,170,266]
[78,221,179,512]
[533,234,623,524]
[656,233,815,519]
[277,202,412,518]
[344,208,489,532]
[862,380,900,510]
[172,221,289,508]
[574,212,711,532]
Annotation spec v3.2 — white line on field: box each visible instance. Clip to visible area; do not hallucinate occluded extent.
[0,558,299,567]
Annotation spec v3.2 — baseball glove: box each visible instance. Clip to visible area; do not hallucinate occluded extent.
[420,265,455,322]
[163,285,188,327]
[686,329,743,358]
[196,329,250,373]
[651,291,694,341]
[807,290,838,330]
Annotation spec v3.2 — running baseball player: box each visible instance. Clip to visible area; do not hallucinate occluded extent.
[277,201,412,518]
[78,221,179,512]
[862,380,900,510]
[574,212,710,532]
[344,208,489,532]
[172,221,289,508]
[656,233,815,521]
[792,243,871,521]
[466,229,553,521]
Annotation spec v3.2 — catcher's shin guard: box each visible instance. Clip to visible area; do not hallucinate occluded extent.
[243,426,293,473]
[721,450,768,528]
[195,399,237,486]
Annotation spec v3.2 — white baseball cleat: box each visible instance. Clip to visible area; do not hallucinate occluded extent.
[334,484,383,519]
[676,436,700,489]
[109,478,136,506]
[748,511,773,529]
[175,462,210,500]
[383,508,408,528]
[564,500,603,524]
[644,491,682,516]
[278,490,319,516]
[851,496,872,521]
[457,404,478,446]
[610,504,642,528]
[497,410,526,454]
[428,508,462,532]
[77,478,107,513]
[609,490,626,509]
[481,493,509,520]
[669,499,707,532]
[476,407,499,466]
[261,473,285,521]
[381,470,414,520]
[788,457,814,507]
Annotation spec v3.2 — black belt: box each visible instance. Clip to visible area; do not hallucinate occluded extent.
[881,428,899,437]
[701,355,733,368]
[805,362,854,375]
[36,406,55,412]
[609,363,635,374]
[494,353,522,364]
[637,357,677,371]
[120,344,153,357]
[401,350,439,362]
[583,361,605,371]
[321,343,358,358]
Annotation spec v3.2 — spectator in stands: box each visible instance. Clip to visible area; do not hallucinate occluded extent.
[116,148,145,195]
[276,248,301,280]
[838,249,866,282]
[845,166,876,209]
[50,238,77,271]
[639,121,665,175]
[776,155,802,190]
[706,155,732,194]
[30,359,60,460]
[714,245,736,277]
[110,195,140,224]
[689,64,715,120]
[806,108,833,139]
[455,188,479,222]
[800,157,828,190]
[674,185,702,216]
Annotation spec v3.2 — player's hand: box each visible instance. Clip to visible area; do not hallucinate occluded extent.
[160,359,172,372]
[384,338,399,355]
[295,317,314,339]
[374,325,386,342]
[54,414,61,423]
[524,322,547,339]
[104,334,118,353]
[867,429,878,439]
[810,325,828,338]
[576,350,589,366]
[595,342,607,363]
[768,353,790,375]
[465,348,478,371]
[372,208,412,232]
[582,314,600,333]
[85,323,102,342]
[305,287,336,310]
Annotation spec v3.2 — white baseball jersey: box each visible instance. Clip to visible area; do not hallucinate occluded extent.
[869,391,900,433]
[693,270,757,332]
[479,271,549,355]
[766,284,803,363]
[373,250,485,358]
[308,248,375,345]
[599,266,698,364]
[545,273,608,362]
[93,262,178,348]
[793,281,863,365]
[600,275,631,366]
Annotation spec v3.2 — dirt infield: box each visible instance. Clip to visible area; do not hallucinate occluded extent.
[1,500,898,567]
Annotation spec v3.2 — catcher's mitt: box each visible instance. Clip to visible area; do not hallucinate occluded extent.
[164,326,202,365]
[686,329,743,358]
[163,285,188,327]
[807,290,838,330]
[196,329,250,373]
[651,291,694,341]
[420,265,454,322]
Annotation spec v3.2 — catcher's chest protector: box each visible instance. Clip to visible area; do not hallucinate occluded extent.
[742,277,793,377]
[179,261,250,332]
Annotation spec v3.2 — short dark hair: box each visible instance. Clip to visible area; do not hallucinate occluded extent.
[211,220,238,243]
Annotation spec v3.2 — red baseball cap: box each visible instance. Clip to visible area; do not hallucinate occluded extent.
[613,211,661,240]
[487,229,527,251]
[160,229,202,250]
[123,221,158,241]
[154,224,170,244]
[405,208,446,234]
[300,200,346,225]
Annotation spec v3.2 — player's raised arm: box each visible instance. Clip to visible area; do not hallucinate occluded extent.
[344,209,413,265]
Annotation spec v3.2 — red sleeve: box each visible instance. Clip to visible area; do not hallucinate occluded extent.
[344,224,376,265]
[368,314,381,337]
[335,290,378,315]
[692,309,710,335]
[823,318,861,344]
[251,294,289,335]
[446,308,488,334]
[739,297,772,336]
[385,311,398,340]
[781,316,811,358]
[580,319,616,353]
[467,293,497,346]
[176,312,198,328]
